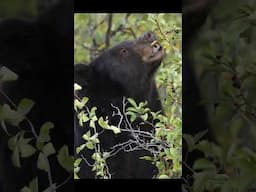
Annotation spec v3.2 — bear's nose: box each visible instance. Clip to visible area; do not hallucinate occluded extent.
[151,41,162,52]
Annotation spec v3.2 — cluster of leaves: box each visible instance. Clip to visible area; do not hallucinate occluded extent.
[0,67,73,192]
[127,98,182,178]
[183,0,256,191]
[74,83,182,179]
[74,83,117,179]
[184,130,256,192]
[148,14,182,119]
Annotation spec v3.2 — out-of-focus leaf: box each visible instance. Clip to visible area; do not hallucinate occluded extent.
[57,145,74,173]
[0,66,18,82]
[17,98,34,116]
[37,152,48,172]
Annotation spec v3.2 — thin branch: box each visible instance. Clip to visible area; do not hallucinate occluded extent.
[0,89,18,109]
[110,24,123,37]
[81,154,93,167]
[183,161,196,174]
[122,27,137,39]
[125,13,131,23]
[55,174,72,190]
[105,162,112,179]
[105,14,113,49]
[92,16,107,32]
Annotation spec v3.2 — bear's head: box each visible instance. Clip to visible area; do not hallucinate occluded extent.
[90,31,165,97]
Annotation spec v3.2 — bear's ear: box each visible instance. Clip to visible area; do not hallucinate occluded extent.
[119,47,129,58]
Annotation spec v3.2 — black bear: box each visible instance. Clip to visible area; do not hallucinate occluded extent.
[74,31,164,178]
[0,0,73,191]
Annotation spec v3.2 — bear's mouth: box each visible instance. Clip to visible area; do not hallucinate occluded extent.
[133,31,165,64]
[142,40,165,63]
[148,40,165,62]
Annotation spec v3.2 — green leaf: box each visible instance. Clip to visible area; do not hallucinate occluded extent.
[20,144,36,158]
[82,130,91,141]
[17,98,34,116]
[92,152,101,161]
[74,158,82,167]
[37,152,48,172]
[158,174,169,179]
[0,104,24,126]
[20,187,32,192]
[74,83,82,91]
[127,98,137,108]
[74,166,80,174]
[138,101,147,109]
[0,66,18,82]
[89,119,96,128]
[42,142,56,157]
[37,122,54,144]
[126,107,138,112]
[77,111,89,126]
[196,140,223,161]
[99,117,121,133]
[18,132,32,145]
[103,152,110,159]
[140,156,153,161]
[229,117,243,139]
[193,129,208,143]
[8,133,18,151]
[12,146,21,168]
[42,184,56,192]
[76,144,86,154]
[85,141,94,150]
[90,107,97,116]
[193,158,216,171]
[98,117,109,128]
[26,177,39,192]
[129,114,137,122]
[1,120,10,135]
[74,99,82,111]
[90,136,100,144]
[81,97,89,106]
[74,173,80,179]
[57,145,74,173]
[74,97,89,111]
[213,174,229,184]
[141,113,148,121]
[108,125,121,134]
[183,134,194,152]
[193,172,211,192]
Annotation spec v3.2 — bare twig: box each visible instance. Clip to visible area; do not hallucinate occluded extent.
[92,15,107,32]
[105,14,113,49]
[81,154,93,167]
[122,27,137,39]
[125,13,131,23]
[183,161,196,174]
[55,174,72,190]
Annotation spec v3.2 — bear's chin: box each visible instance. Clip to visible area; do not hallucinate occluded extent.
[143,49,165,64]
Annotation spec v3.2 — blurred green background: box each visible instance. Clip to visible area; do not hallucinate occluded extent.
[0,0,56,19]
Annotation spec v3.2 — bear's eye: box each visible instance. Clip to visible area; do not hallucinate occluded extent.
[120,48,128,57]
